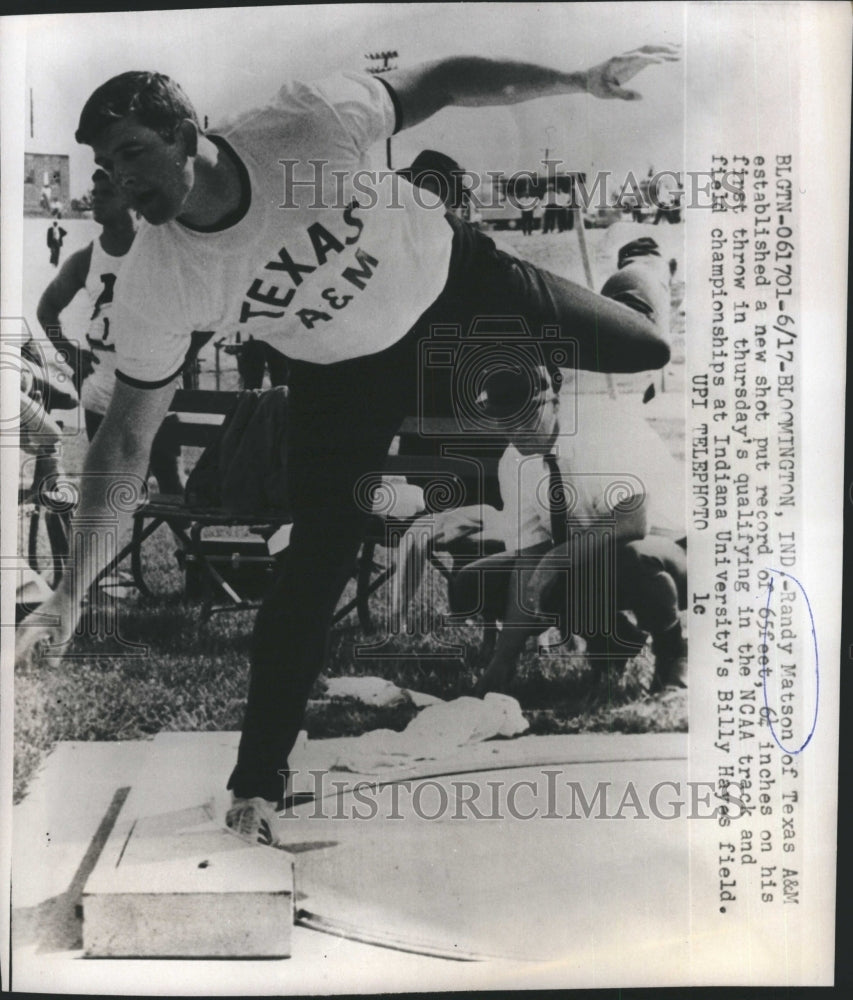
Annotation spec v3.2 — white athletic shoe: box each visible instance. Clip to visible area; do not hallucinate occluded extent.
[225,795,284,848]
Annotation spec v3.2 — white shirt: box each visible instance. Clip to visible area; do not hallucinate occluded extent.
[80,238,129,414]
[496,395,685,553]
[112,73,454,386]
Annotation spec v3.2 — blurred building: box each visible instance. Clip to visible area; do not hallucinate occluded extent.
[24,153,69,216]
[471,170,586,231]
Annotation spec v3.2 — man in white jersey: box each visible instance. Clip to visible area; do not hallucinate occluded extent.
[18,45,679,845]
[36,170,184,492]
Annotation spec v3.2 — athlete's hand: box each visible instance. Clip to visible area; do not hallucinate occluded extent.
[19,389,64,455]
[432,506,485,548]
[79,348,98,382]
[585,44,680,101]
[65,345,97,392]
[16,590,77,669]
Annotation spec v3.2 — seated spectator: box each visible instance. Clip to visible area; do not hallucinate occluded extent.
[430,239,685,694]
[437,364,687,695]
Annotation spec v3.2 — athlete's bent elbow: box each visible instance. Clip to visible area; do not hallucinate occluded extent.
[36,300,57,332]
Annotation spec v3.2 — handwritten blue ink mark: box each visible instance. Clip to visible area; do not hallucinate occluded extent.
[761,568,819,754]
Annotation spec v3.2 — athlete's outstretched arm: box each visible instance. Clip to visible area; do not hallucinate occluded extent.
[15,376,176,667]
[383,45,680,130]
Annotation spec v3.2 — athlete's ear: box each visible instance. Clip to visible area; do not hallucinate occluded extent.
[177,119,199,157]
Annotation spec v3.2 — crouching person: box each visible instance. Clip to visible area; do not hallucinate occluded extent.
[441,364,687,696]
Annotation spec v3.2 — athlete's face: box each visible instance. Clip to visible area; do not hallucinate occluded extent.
[90,176,130,226]
[92,115,195,225]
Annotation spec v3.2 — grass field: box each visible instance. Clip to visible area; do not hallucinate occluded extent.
[14,218,687,803]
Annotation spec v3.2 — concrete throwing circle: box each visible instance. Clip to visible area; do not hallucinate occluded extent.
[284,754,690,964]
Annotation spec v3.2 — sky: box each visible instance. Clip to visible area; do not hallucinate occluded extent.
[16,3,685,199]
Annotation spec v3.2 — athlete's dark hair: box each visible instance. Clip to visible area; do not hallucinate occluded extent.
[76,71,200,145]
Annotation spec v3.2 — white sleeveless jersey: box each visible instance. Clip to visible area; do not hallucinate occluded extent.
[80,238,128,414]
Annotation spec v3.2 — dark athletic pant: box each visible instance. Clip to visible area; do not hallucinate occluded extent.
[227,215,671,805]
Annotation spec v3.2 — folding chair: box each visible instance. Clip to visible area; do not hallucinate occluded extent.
[350,417,504,635]
[97,395,502,631]
[18,455,72,595]
[95,389,414,626]
[93,389,283,617]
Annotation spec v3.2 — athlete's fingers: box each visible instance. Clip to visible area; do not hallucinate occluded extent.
[623,44,682,59]
[611,88,642,101]
[616,52,678,74]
